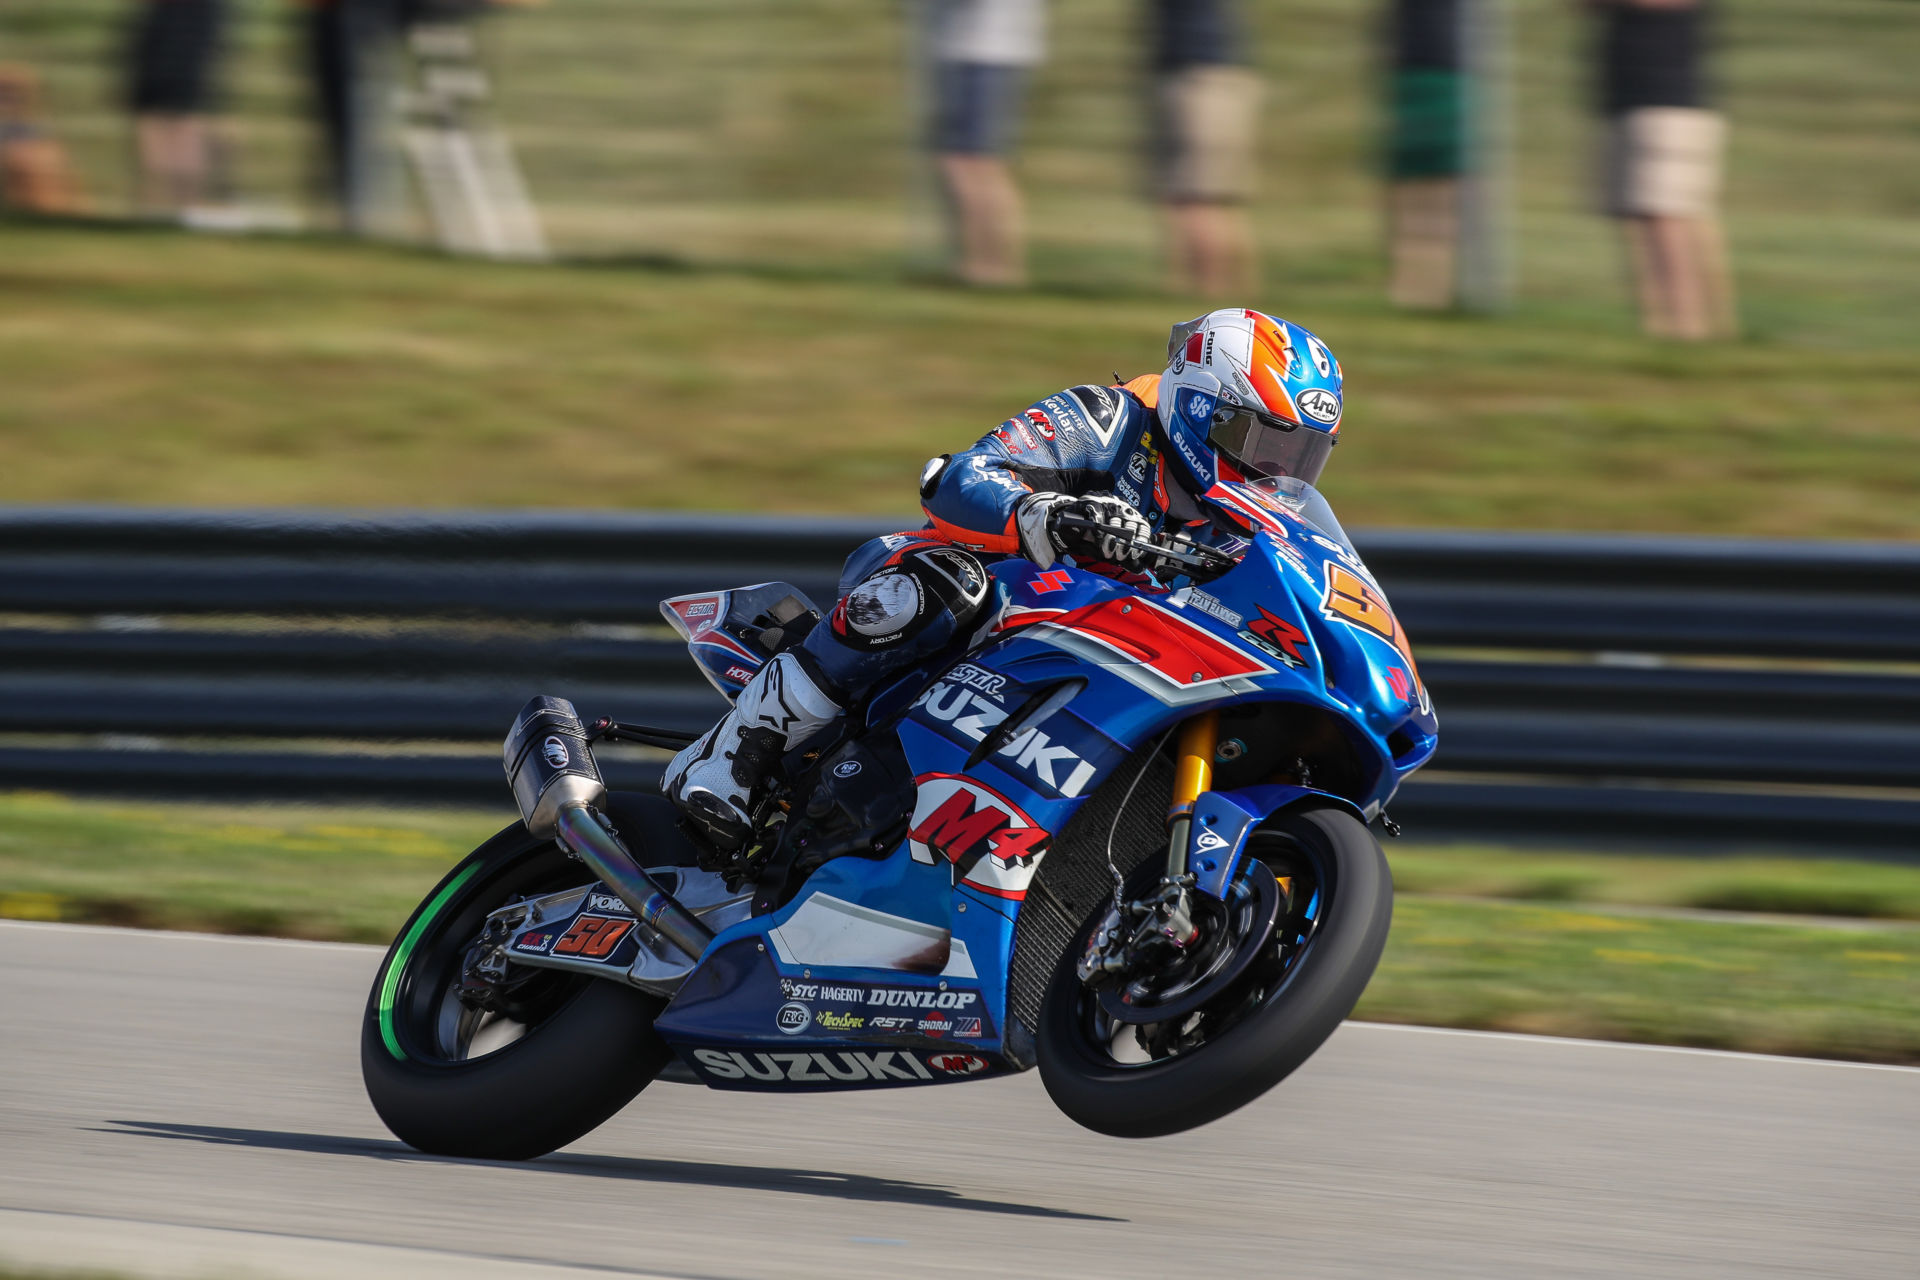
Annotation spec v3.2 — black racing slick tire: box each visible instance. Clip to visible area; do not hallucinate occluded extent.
[1036,804,1393,1139]
[360,796,681,1161]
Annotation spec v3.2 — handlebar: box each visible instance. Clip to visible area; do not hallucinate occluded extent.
[1052,515,1240,577]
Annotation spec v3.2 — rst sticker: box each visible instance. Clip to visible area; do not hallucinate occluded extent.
[908,774,1050,900]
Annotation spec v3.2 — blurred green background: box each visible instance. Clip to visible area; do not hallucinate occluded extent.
[2,0,1916,531]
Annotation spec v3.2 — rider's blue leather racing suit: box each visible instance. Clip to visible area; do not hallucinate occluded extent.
[793,374,1244,701]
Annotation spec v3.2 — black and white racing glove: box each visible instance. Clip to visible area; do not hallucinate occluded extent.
[1016,492,1159,574]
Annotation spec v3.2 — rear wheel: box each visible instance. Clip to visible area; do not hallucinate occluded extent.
[360,799,679,1160]
[1037,804,1391,1138]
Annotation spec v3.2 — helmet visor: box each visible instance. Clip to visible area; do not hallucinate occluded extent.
[1207,405,1336,486]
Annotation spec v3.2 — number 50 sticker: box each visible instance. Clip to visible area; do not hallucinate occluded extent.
[553,914,634,960]
[1321,564,1422,695]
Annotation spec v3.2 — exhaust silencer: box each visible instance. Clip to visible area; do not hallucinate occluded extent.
[503,696,714,962]
[504,695,607,839]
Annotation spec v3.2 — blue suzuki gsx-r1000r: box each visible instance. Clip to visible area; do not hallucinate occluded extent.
[361,476,1438,1153]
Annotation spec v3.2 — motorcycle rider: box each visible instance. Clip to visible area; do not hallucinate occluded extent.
[663,307,1346,852]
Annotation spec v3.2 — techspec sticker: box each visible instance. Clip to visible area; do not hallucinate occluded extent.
[1171,588,1242,628]
[907,774,1049,900]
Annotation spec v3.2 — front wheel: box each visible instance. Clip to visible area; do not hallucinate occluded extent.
[1037,804,1392,1138]
[360,798,680,1160]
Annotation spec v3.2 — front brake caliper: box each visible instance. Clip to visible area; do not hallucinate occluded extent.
[1076,874,1202,989]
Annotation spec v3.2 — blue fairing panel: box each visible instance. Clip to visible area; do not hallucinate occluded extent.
[1187,784,1367,901]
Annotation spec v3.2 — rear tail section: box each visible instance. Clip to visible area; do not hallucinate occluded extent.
[660,583,822,702]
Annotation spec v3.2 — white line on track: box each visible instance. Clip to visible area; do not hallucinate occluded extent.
[8,917,1916,1075]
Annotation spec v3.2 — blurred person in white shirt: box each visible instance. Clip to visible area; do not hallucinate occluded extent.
[1148,0,1261,296]
[1588,0,1735,340]
[924,0,1046,287]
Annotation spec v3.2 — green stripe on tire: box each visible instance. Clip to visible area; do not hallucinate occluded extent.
[378,863,483,1061]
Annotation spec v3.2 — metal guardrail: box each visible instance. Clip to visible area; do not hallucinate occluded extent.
[5,507,1919,852]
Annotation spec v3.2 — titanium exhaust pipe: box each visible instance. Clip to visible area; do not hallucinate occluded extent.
[503,696,714,962]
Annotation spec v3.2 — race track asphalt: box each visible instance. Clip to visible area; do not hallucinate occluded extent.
[2,919,1915,1280]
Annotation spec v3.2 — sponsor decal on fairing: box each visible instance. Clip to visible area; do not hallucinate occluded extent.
[911,676,1100,798]
[907,774,1050,900]
[689,1048,942,1084]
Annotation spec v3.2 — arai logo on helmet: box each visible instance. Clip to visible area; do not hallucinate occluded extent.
[541,735,570,768]
[1295,388,1341,425]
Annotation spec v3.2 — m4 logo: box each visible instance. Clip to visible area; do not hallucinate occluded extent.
[907,774,1050,900]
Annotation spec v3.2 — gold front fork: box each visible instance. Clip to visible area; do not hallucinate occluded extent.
[1164,709,1220,879]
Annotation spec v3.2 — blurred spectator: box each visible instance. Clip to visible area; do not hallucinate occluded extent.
[924,0,1045,288]
[125,0,229,217]
[1384,0,1464,309]
[299,0,428,229]
[302,0,372,228]
[0,63,87,214]
[1149,0,1260,296]
[1590,0,1735,340]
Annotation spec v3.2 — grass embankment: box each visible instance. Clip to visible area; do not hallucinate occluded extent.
[2,792,1914,1063]
[2,222,1918,537]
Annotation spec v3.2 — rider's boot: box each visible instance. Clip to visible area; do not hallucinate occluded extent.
[662,651,841,852]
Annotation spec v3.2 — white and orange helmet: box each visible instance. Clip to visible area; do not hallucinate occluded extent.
[1158,308,1344,491]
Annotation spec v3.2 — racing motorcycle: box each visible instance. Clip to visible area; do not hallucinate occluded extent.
[361,476,1437,1155]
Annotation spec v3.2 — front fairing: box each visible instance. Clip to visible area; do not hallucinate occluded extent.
[931,494,1435,822]
[652,490,1437,1085]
